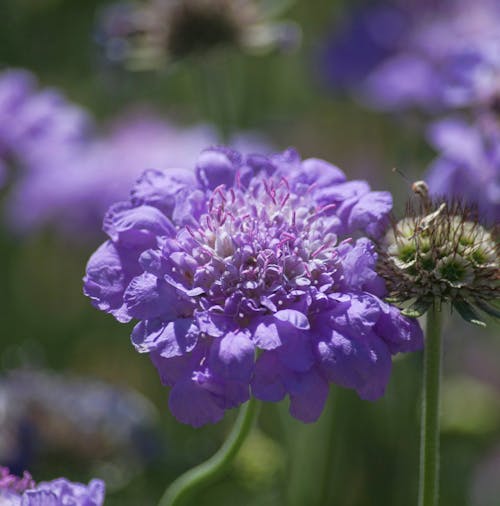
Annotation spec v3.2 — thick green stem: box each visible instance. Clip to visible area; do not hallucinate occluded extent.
[418,304,443,506]
[158,398,259,506]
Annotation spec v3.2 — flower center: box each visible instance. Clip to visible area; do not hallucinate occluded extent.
[176,177,342,320]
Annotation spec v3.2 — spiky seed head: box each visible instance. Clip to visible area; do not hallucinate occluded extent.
[378,182,500,325]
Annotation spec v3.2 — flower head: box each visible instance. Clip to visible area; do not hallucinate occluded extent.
[97,0,299,71]
[84,147,423,426]
[0,467,105,506]
[378,181,500,325]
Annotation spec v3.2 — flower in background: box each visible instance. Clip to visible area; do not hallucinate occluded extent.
[364,0,500,112]
[0,369,162,477]
[425,116,500,224]
[0,69,89,186]
[84,147,423,427]
[7,112,271,239]
[322,0,500,113]
[0,467,105,506]
[96,0,300,71]
[319,4,410,92]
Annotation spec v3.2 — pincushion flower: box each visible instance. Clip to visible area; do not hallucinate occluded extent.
[425,116,500,225]
[0,467,105,505]
[84,147,423,427]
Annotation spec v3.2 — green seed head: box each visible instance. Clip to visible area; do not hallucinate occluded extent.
[378,182,500,325]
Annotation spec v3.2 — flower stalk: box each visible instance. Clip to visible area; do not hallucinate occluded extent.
[159,398,259,506]
[418,304,443,506]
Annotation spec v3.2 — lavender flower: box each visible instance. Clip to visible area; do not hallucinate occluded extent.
[425,116,500,224]
[84,147,423,427]
[362,0,500,112]
[7,113,270,238]
[322,0,500,113]
[0,467,105,505]
[0,69,89,185]
[319,4,410,91]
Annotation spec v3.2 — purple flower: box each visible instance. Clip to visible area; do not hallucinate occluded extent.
[323,0,500,113]
[7,112,271,238]
[84,147,422,427]
[0,69,90,184]
[425,116,500,224]
[365,0,500,112]
[0,467,105,506]
[319,4,410,91]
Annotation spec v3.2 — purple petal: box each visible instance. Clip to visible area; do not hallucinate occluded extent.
[348,191,392,238]
[317,329,392,400]
[288,369,329,423]
[103,202,175,247]
[277,328,315,372]
[375,301,424,353]
[209,331,255,381]
[131,168,197,216]
[83,240,137,323]
[196,311,235,337]
[274,309,310,329]
[131,317,199,356]
[168,378,225,427]
[195,148,239,190]
[251,351,287,402]
[124,272,193,319]
[249,316,282,350]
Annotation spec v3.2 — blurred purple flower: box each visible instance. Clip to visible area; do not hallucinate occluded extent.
[0,467,105,506]
[0,69,90,184]
[319,5,409,90]
[364,0,500,112]
[7,112,271,238]
[323,0,500,113]
[84,147,423,427]
[425,116,500,224]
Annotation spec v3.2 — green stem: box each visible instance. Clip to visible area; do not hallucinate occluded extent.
[158,398,259,506]
[418,304,443,506]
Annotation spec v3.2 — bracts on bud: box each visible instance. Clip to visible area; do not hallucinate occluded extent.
[377,181,500,326]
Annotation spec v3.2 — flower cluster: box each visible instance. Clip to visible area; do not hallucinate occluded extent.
[378,182,500,325]
[425,116,500,225]
[84,147,423,427]
[0,467,105,506]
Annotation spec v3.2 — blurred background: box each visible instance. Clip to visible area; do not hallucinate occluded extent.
[0,0,499,505]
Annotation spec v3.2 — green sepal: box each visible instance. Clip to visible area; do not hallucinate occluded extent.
[385,296,403,304]
[453,299,487,327]
[401,298,432,318]
[474,298,500,320]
